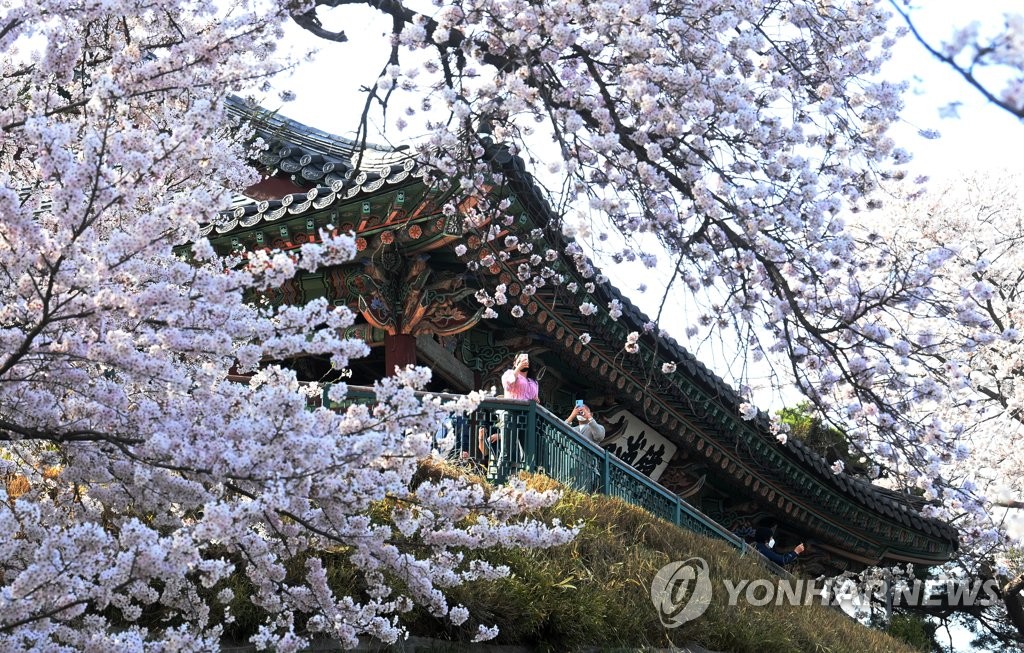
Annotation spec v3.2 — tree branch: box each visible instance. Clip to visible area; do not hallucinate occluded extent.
[291,10,348,42]
[888,0,1024,119]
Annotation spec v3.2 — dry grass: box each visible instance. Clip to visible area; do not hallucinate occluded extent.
[4,465,62,499]
[87,457,919,652]
[395,465,921,653]
[5,473,30,498]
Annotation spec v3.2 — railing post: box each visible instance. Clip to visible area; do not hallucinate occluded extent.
[525,402,538,473]
[673,497,681,527]
[601,450,610,495]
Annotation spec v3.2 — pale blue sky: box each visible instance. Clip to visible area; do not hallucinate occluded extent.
[264,1,1024,401]
[884,1,1024,176]
[269,2,1024,172]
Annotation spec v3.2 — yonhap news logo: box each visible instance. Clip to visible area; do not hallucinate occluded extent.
[651,558,1000,627]
[718,576,1000,610]
[649,557,713,627]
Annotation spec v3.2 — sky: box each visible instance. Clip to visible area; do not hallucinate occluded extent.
[264,2,1024,387]
[883,1,1024,176]
[268,2,1024,169]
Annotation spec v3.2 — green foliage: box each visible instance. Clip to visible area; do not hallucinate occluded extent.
[885,613,937,652]
[777,402,870,476]
[397,464,919,652]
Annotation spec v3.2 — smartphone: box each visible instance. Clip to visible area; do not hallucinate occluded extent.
[575,399,585,408]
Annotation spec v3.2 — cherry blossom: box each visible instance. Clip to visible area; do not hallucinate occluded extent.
[295,0,1024,639]
[6,0,1024,646]
[738,403,759,421]
[0,3,577,650]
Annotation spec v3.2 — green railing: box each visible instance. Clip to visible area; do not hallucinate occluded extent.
[326,386,792,579]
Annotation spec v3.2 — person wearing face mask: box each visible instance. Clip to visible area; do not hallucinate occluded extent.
[753,527,805,566]
[566,402,606,444]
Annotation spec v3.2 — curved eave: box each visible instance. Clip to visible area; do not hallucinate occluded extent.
[201,164,424,238]
[226,95,407,164]
[512,295,957,565]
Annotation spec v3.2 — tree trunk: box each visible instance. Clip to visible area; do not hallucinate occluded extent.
[1004,573,1024,642]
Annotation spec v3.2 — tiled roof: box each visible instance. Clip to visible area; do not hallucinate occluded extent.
[599,283,957,543]
[479,138,959,547]
[202,97,424,237]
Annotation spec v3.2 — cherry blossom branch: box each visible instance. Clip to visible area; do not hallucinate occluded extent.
[0,420,141,444]
[889,0,1024,119]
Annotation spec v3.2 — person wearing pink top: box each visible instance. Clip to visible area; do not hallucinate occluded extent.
[480,352,538,471]
[501,352,539,401]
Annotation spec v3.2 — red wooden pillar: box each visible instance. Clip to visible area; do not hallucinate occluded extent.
[384,333,417,374]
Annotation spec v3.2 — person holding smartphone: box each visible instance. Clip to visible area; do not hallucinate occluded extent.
[566,400,606,443]
[753,527,805,566]
[482,353,539,472]
[502,352,539,401]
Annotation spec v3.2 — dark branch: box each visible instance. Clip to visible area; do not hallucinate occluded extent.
[0,418,143,445]
[291,10,348,42]
[889,0,1024,119]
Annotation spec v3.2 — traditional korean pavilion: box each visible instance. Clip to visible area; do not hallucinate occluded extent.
[204,97,959,575]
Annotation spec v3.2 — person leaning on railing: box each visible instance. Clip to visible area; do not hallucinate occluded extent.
[566,403,606,444]
[434,414,473,462]
[478,420,498,458]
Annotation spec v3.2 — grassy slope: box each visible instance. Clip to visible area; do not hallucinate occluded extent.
[6,461,919,651]
[396,464,921,653]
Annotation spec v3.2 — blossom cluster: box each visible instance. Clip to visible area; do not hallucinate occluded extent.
[0,3,578,649]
